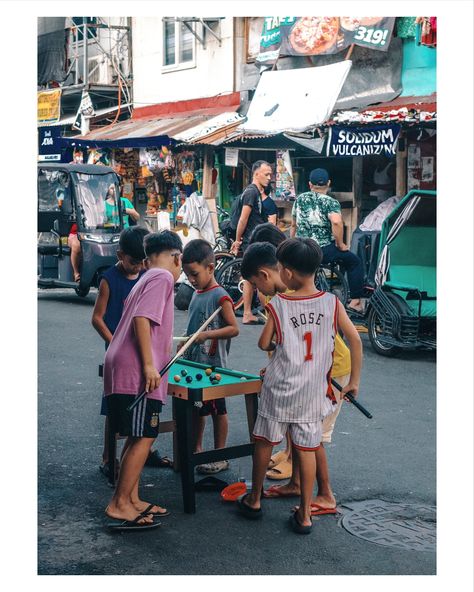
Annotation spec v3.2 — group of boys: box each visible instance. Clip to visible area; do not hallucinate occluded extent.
[91,221,362,534]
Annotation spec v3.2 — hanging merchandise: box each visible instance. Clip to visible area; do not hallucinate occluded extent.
[415,17,437,48]
[72,148,83,164]
[87,148,106,165]
[113,148,140,180]
[178,151,196,186]
[275,150,296,200]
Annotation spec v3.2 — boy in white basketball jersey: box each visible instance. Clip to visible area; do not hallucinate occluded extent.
[237,238,362,534]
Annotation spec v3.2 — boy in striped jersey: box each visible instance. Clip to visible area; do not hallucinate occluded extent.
[237,238,362,534]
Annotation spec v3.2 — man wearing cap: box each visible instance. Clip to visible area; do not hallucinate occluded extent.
[291,168,364,312]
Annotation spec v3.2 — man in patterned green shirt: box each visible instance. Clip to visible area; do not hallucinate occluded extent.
[291,168,364,312]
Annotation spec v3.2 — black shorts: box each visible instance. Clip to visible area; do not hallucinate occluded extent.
[107,394,163,438]
[199,398,227,417]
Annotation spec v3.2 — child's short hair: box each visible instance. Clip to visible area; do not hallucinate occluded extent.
[182,239,215,266]
[144,230,183,257]
[276,238,323,276]
[119,227,149,260]
[249,223,286,247]
[241,242,278,280]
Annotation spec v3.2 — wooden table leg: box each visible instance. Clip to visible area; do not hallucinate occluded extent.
[244,393,258,439]
[172,398,180,472]
[174,397,196,513]
[107,424,117,487]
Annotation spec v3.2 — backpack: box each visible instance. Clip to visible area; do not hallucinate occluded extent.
[229,193,243,231]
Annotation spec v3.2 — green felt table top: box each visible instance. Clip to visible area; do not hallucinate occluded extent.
[168,359,260,388]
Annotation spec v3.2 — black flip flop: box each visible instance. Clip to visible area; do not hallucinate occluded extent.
[289,511,312,535]
[106,513,162,531]
[236,493,263,520]
[145,450,173,468]
[140,503,170,517]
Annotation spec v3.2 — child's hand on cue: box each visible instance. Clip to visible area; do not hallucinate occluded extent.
[341,382,359,401]
[194,333,208,345]
[143,364,161,392]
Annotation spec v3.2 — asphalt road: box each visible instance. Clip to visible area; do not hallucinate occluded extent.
[38,288,436,575]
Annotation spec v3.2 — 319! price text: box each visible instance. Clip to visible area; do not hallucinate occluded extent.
[353,27,389,46]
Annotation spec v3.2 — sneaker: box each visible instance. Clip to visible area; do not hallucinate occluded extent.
[196,460,230,474]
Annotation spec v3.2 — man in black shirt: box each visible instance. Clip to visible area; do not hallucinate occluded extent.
[231,160,272,324]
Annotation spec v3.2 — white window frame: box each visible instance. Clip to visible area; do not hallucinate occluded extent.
[162,19,196,73]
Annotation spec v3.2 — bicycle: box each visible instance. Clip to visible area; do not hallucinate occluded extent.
[216,255,350,316]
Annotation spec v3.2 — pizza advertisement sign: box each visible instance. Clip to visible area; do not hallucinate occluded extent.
[326,124,401,158]
[278,17,396,56]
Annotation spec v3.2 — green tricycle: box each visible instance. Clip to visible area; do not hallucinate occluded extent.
[361,190,436,356]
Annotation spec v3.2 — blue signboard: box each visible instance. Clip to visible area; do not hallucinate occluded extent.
[326,124,401,158]
[38,126,69,162]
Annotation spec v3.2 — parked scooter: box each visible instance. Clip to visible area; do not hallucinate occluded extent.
[37,163,124,297]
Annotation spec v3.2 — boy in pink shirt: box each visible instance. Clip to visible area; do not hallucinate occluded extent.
[104,231,183,531]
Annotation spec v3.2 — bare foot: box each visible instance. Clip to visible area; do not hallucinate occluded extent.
[132,500,168,515]
[264,483,301,498]
[105,503,153,524]
[312,493,337,509]
[242,492,261,510]
[295,508,312,527]
[242,313,259,324]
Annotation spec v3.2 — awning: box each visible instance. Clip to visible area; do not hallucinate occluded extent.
[239,61,351,134]
[173,112,245,145]
[61,92,243,148]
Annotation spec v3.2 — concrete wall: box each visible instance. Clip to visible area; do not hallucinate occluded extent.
[132,17,236,106]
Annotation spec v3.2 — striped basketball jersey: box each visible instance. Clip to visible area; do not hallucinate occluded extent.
[259,291,338,422]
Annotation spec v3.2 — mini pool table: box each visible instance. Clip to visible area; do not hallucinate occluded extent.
[105,360,262,514]
[168,360,262,513]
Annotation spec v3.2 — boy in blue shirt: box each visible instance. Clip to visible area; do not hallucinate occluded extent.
[181,239,239,474]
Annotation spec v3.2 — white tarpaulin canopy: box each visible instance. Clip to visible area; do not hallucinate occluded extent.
[239,61,352,134]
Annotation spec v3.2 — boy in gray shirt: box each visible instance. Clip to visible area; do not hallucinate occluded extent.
[182,240,239,474]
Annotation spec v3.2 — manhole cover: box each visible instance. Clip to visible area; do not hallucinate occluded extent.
[340,499,436,552]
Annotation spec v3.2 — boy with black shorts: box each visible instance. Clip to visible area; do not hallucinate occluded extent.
[103,231,183,531]
[237,238,362,534]
[181,239,239,474]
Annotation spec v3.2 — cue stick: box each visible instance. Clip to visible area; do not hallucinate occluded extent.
[331,378,373,419]
[127,306,223,412]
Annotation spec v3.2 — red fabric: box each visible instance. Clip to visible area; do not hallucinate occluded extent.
[69,223,78,235]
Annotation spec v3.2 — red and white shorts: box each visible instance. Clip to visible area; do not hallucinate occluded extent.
[253,414,321,451]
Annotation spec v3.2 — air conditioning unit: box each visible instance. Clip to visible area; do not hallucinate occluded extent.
[87,55,114,85]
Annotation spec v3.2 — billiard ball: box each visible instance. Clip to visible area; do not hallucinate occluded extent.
[240,376,247,381]
[174,375,181,382]
[214,374,222,382]
[181,369,188,377]
[196,373,203,381]
[205,368,212,376]
[209,373,216,380]
[186,375,193,383]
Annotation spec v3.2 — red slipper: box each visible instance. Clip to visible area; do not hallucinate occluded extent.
[263,485,300,498]
[310,503,338,516]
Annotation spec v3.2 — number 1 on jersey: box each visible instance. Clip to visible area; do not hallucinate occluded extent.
[303,331,313,361]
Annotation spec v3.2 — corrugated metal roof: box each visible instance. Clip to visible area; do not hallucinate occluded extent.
[360,93,436,113]
[77,113,215,142]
